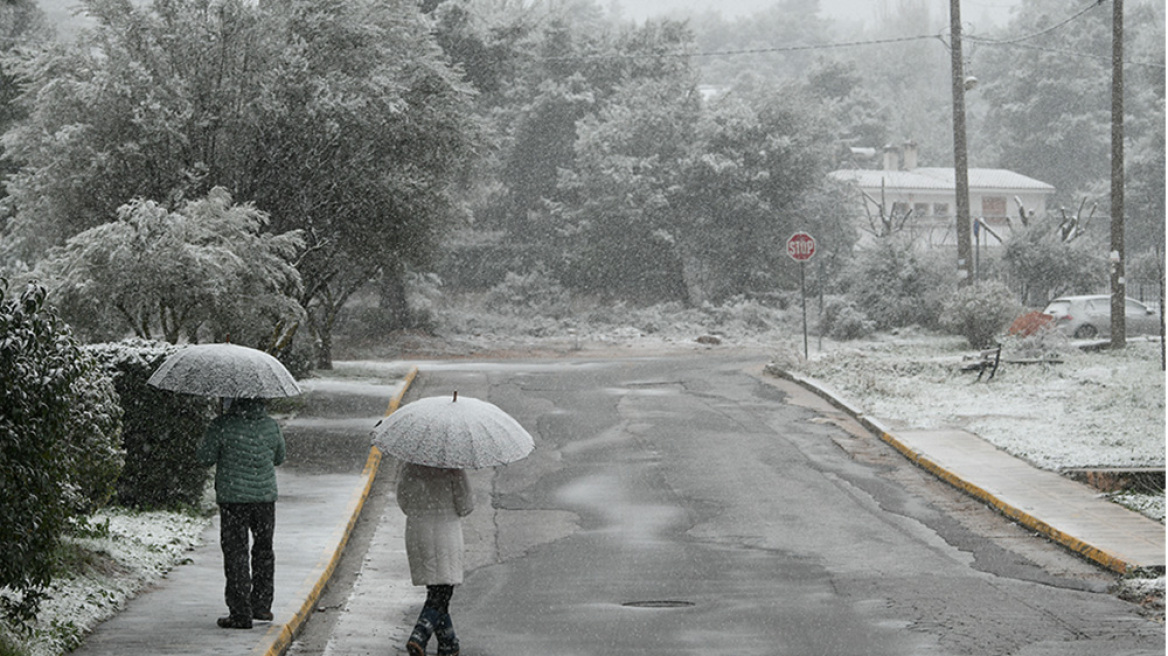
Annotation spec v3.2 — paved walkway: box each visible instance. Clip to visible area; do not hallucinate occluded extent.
[70,359,1163,656]
[71,364,416,656]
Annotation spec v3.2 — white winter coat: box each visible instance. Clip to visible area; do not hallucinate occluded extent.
[396,463,474,586]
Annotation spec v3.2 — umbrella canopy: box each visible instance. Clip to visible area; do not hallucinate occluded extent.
[147,343,301,398]
[372,393,534,469]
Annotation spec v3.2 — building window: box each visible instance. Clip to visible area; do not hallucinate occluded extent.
[913,202,930,217]
[891,201,910,217]
[933,203,950,217]
[982,196,1007,217]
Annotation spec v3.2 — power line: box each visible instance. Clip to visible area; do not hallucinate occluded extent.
[960,0,1163,70]
[541,1,1161,70]
[967,0,1103,45]
[546,31,1161,70]
[543,34,938,62]
[966,35,1165,69]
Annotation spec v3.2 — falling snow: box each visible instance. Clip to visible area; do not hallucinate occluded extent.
[6,303,1164,653]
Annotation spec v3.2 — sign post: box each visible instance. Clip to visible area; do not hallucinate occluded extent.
[786,232,817,359]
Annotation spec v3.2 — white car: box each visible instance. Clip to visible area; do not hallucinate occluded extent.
[1042,295,1162,339]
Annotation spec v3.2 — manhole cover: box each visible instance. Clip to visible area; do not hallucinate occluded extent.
[621,600,695,609]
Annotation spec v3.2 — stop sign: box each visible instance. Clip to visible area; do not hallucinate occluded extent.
[787,232,816,262]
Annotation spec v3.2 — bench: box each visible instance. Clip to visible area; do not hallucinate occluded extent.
[960,344,1002,381]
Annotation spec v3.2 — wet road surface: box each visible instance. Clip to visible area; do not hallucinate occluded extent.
[294,352,1163,656]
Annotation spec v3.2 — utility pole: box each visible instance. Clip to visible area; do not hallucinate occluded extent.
[1110,0,1126,348]
[949,0,974,287]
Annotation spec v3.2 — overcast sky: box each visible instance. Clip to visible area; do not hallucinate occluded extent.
[618,0,1025,28]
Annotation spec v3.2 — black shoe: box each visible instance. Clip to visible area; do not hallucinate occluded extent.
[253,611,274,622]
[217,616,253,629]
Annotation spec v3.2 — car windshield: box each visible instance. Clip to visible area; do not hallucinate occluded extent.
[1043,301,1071,317]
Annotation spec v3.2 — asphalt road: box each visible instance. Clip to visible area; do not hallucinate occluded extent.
[291,352,1164,656]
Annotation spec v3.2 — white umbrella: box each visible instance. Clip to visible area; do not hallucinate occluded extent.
[372,393,534,469]
[146,343,301,398]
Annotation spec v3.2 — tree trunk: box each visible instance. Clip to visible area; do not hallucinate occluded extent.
[675,243,709,308]
[314,325,333,370]
[379,263,412,330]
[308,308,336,370]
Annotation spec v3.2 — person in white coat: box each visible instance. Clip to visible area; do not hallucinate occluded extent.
[397,462,474,656]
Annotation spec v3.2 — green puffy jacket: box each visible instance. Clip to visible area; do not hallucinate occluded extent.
[197,399,286,504]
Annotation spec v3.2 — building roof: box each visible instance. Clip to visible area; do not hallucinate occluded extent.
[829,167,1055,193]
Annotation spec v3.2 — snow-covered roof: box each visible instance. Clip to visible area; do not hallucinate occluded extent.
[829,167,1055,193]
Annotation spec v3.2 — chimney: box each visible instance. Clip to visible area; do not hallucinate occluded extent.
[882,144,900,171]
[902,140,918,170]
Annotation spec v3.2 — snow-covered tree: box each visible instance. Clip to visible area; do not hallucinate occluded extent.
[1,0,480,366]
[36,188,303,346]
[978,0,1164,214]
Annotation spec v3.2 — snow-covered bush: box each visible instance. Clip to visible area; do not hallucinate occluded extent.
[940,281,1023,348]
[843,236,953,331]
[1000,321,1072,362]
[485,269,571,318]
[0,280,123,624]
[701,296,784,332]
[34,188,304,345]
[821,297,876,341]
[86,340,214,510]
[1002,219,1106,306]
[404,272,444,331]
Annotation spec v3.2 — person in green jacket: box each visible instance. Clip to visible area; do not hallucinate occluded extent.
[197,397,286,630]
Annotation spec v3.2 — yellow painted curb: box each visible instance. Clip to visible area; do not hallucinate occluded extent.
[387,366,419,417]
[256,365,419,656]
[772,367,1138,574]
[874,429,1133,574]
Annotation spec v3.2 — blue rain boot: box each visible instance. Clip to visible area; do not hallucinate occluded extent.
[435,612,460,656]
[406,607,440,656]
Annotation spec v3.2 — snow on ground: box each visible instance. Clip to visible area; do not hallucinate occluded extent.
[782,331,1166,473]
[1,507,212,656]
[5,300,1164,654]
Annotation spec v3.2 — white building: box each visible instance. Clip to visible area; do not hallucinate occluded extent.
[829,142,1056,248]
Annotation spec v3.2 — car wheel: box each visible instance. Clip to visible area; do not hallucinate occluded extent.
[1074,324,1098,339]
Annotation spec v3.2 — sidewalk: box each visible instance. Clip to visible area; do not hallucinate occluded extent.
[71,364,417,656]
[777,369,1166,574]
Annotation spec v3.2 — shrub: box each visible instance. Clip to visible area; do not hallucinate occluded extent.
[484,268,571,318]
[86,341,214,510]
[822,297,876,341]
[0,280,122,624]
[844,236,953,330]
[1002,221,1106,305]
[941,281,1023,348]
[36,188,304,345]
[61,367,124,517]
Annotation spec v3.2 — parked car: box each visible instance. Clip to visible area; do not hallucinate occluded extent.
[1041,295,1162,339]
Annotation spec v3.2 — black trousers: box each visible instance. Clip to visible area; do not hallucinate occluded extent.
[219,502,275,620]
[424,584,454,612]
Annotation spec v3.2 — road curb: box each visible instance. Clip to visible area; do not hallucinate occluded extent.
[771,367,1143,574]
[259,365,419,656]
